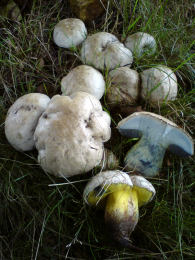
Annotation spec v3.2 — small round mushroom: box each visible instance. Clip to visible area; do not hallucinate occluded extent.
[5,93,50,151]
[125,32,156,58]
[140,65,178,106]
[34,92,111,177]
[53,18,87,48]
[84,170,156,247]
[81,32,133,70]
[61,65,105,100]
[97,148,119,170]
[107,67,140,106]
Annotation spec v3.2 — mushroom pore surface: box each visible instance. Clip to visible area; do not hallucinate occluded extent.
[5,93,50,151]
[34,92,111,177]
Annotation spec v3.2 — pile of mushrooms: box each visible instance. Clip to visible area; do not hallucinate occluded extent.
[4,17,194,250]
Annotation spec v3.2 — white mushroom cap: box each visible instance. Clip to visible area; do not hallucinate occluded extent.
[81,32,133,70]
[125,32,156,58]
[107,67,140,105]
[34,92,111,178]
[53,18,87,48]
[140,65,177,106]
[61,65,105,100]
[5,93,50,151]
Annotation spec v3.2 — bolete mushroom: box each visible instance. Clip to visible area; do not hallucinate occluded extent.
[125,32,156,58]
[61,65,105,100]
[140,65,178,106]
[107,67,140,106]
[34,92,111,177]
[5,93,50,151]
[53,18,87,49]
[81,32,133,70]
[84,170,156,247]
[117,112,194,177]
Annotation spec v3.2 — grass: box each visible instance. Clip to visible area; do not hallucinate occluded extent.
[0,0,194,259]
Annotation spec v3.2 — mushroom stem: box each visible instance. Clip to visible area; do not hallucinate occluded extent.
[125,135,166,177]
[104,187,139,246]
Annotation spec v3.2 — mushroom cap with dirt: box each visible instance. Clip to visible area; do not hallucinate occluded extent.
[107,67,140,106]
[53,18,87,48]
[84,170,155,247]
[140,65,178,106]
[81,32,133,70]
[61,65,105,100]
[125,32,156,58]
[5,93,50,152]
[34,92,111,178]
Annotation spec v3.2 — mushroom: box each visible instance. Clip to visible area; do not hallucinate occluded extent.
[117,112,194,177]
[5,93,50,151]
[61,65,105,100]
[107,67,140,106]
[34,92,111,177]
[125,32,156,58]
[84,170,156,247]
[140,65,178,106]
[97,148,119,170]
[81,32,133,70]
[53,18,87,49]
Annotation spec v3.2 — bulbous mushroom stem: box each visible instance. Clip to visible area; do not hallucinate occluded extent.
[104,187,139,246]
[125,135,166,177]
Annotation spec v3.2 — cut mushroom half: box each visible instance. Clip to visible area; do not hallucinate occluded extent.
[84,170,156,247]
[53,18,87,49]
[117,112,194,177]
[5,93,50,151]
[81,32,133,70]
[61,65,105,100]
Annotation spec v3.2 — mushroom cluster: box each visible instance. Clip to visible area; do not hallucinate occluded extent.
[4,16,194,250]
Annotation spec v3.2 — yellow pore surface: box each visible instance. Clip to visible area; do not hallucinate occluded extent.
[87,183,153,208]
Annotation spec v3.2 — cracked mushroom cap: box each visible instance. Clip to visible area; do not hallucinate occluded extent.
[53,18,87,48]
[140,65,177,106]
[61,65,105,100]
[125,32,156,58]
[81,32,133,70]
[107,67,140,106]
[34,92,111,177]
[5,93,50,151]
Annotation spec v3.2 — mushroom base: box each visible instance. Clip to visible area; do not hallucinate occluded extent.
[104,188,139,247]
